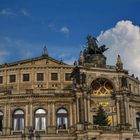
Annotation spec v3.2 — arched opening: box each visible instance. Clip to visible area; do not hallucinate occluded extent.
[91,78,116,126]
[0,111,3,131]
[91,78,114,95]
[136,113,140,131]
[56,108,68,129]
[35,109,46,130]
[13,109,24,131]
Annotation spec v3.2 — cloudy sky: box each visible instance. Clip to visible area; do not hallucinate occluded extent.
[0,0,140,77]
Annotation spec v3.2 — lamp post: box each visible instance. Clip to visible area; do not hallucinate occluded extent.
[36,133,40,140]
[21,127,40,140]
[21,133,26,140]
[28,127,34,140]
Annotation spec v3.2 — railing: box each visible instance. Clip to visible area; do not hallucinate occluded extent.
[93,125,119,131]
[34,130,46,135]
[133,128,140,135]
[25,89,72,95]
[56,129,69,134]
[93,124,132,131]
[11,130,23,135]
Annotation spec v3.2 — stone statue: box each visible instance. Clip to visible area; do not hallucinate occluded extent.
[121,76,127,88]
[86,35,98,54]
[116,55,123,70]
[81,72,86,85]
[71,66,81,85]
[71,66,86,87]
[98,44,108,53]
[85,35,108,55]
[42,46,48,56]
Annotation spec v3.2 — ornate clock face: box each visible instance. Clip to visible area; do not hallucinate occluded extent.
[91,78,114,96]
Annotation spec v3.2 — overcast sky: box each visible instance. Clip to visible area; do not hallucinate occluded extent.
[0,0,140,77]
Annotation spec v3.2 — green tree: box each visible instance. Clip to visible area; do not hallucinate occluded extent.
[94,105,110,126]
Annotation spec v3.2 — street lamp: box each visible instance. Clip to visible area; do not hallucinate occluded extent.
[28,127,34,140]
[21,127,40,140]
[21,133,26,140]
[36,133,40,140]
[91,138,96,140]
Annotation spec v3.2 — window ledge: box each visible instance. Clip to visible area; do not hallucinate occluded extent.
[34,130,46,134]
[56,129,69,134]
[11,130,23,135]
[0,131,3,135]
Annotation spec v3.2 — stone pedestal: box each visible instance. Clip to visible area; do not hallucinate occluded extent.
[76,123,84,131]
[90,54,106,68]
[85,54,106,68]
[6,127,11,135]
[47,126,56,134]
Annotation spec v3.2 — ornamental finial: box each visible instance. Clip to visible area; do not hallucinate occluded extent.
[42,46,48,56]
[116,55,123,70]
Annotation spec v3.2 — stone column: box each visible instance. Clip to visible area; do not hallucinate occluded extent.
[87,95,91,124]
[84,94,87,122]
[76,97,80,123]
[73,103,77,124]
[130,106,134,128]
[133,107,136,128]
[47,102,55,134]
[70,104,73,126]
[4,69,7,88]
[25,104,29,133]
[31,67,35,89]
[127,101,130,125]
[30,104,33,127]
[79,96,85,123]
[76,91,85,131]
[17,67,20,92]
[52,103,55,126]
[116,100,120,125]
[3,104,7,135]
[6,104,11,135]
[47,103,50,133]
[124,98,129,124]
[46,67,49,89]
[118,95,128,126]
[60,68,63,89]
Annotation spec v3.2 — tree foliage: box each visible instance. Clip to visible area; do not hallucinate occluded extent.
[94,105,110,126]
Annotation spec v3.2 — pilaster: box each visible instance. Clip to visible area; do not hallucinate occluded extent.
[47,102,56,134]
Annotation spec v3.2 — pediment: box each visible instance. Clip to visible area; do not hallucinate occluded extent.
[0,55,68,68]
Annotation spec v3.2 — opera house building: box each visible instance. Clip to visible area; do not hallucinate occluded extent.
[0,36,140,140]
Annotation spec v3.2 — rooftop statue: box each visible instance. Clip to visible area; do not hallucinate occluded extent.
[84,35,108,55]
[42,46,48,56]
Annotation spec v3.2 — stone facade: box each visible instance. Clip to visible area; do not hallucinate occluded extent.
[0,45,140,140]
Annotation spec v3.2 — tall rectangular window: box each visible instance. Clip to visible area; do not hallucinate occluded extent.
[65,73,71,81]
[37,73,44,81]
[51,73,58,81]
[9,74,16,83]
[0,76,3,84]
[23,74,30,81]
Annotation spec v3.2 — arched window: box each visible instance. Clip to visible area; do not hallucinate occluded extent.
[13,109,24,131]
[0,111,3,131]
[35,109,46,130]
[91,78,114,96]
[136,113,140,131]
[57,108,68,129]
